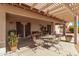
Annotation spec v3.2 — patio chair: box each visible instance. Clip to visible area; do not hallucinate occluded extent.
[28,35,44,53]
[50,35,62,54]
[25,35,37,53]
[55,35,63,48]
[33,36,44,48]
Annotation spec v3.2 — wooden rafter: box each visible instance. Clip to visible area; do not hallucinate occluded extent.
[7,3,64,22]
[32,8,39,13]
[48,4,62,12]
[49,7,65,14]
[46,10,51,16]
[62,4,76,16]
[70,4,79,8]
[16,3,31,10]
[39,3,52,11]
[30,3,38,10]
[53,10,67,16]
[11,3,19,6]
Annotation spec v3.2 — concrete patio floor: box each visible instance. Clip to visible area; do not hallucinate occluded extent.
[0,33,79,56]
[5,41,79,56]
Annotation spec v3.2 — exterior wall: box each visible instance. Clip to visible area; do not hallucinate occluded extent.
[6,16,51,36]
[0,12,6,55]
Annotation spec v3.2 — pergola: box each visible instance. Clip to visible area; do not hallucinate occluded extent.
[8,3,79,44]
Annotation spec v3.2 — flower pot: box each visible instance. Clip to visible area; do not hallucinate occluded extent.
[10,46,17,52]
[65,35,73,42]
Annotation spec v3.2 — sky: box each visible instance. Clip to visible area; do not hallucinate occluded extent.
[68,21,79,26]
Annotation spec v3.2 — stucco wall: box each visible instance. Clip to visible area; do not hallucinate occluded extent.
[6,16,51,35]
[0,12,6,48]
[0,12,6,55]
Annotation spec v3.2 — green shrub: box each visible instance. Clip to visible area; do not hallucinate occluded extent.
[69,26,74,33]
[8,30,19,47]
[69,26,79,33]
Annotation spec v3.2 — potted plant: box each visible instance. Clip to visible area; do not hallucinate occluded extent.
[8,30,19,52]
[65,35,73,42]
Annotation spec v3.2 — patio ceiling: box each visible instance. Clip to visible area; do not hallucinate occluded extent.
[8,3,79,22]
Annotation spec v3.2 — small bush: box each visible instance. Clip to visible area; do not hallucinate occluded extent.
[69,26,74,33]
[8,30,18,47]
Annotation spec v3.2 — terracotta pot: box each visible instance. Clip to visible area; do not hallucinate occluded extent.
[10,46,17,52]
[65,35,73,42]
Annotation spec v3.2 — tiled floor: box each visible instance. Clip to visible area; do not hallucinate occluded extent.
[5,42,79,56]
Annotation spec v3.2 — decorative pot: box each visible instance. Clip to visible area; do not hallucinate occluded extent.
[10,46,17,52]
[65,35,73,42]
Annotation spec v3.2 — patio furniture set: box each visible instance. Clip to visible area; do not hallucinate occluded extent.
[27,33,62,54]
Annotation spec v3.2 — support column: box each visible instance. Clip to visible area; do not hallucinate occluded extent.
[24,24,26,38]
[22,22,26,38]
[63,22,66,36]
[74,15,78,44]
[52,22,55,34]
[51,22,53,34]
[0,12,6,55]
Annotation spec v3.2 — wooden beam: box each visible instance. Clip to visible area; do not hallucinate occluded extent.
[32,8,39,13]
[69,3,79,8]
[30,3,38,10]
[48,4,63,13]
[11,3,19,6]
[62,4,76,16]
[39,11,45,15]
[8,3,30,10]
[49,7,64,14]
[19,3,31,9]
[46,10,51,16]
[53,10,67,16]
[39,3,52,11]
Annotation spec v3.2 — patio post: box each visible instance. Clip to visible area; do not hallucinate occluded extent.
[22,22,26,38]
[74,15,78,44]
[0,12,6,55]
[51,22,54,34]
[52,22,55,34]
[63,21,66,36]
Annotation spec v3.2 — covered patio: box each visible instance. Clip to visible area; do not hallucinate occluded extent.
[7,3,79,44]
[0,3,79,56]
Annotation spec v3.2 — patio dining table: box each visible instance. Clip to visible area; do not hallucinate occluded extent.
[40,35,62,53]
[40,35,56,44]
[40,35,55,40]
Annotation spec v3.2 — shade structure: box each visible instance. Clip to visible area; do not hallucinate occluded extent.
[8,3,79,22]
[6,3,79,44]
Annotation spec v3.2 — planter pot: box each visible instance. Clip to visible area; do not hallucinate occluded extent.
[65,35,73,42]
[10,46,17,52]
